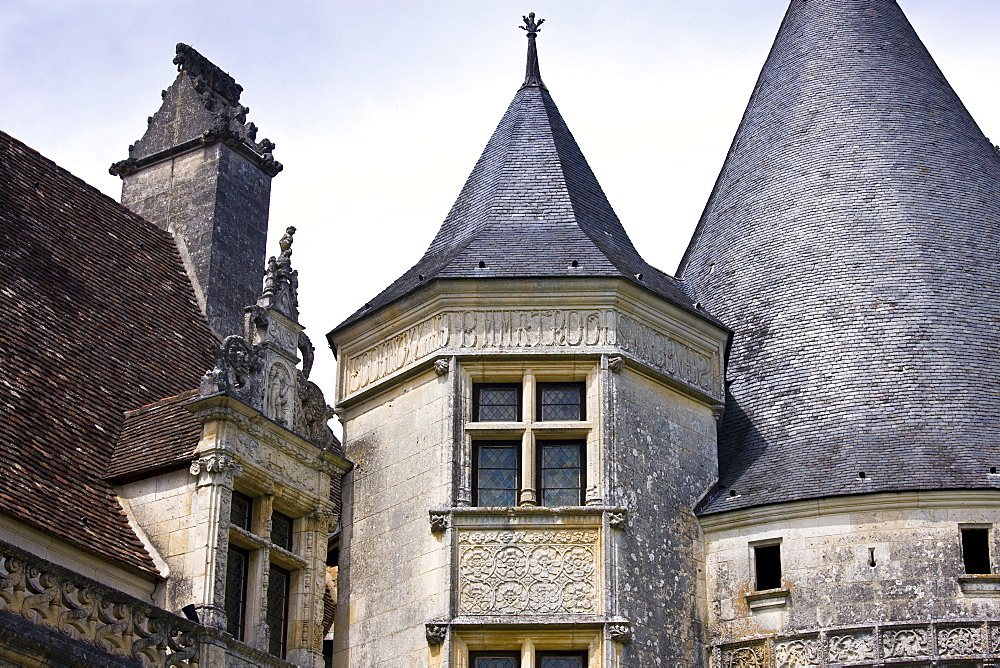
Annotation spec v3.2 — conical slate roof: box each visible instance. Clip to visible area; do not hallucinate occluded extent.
[334,21,696,331]
[681,0,1000,513]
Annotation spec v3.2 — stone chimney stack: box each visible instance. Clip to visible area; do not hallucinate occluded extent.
[111,43,283,339]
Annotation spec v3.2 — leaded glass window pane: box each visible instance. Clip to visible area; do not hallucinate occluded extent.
[272,511,293,552]
[267,564,290,658]
[231,491,253,531]
[538,383,584,421]
[224,546,249,640]
[538,655,585,668]
[539,442,583,507]
[474,383,521,421]
[475,443,519,506]
[472,653,519,668]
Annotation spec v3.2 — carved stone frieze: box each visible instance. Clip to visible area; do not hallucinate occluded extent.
[881,627,929,658]
[342,308,722,401]
[827,631,875,663]
[715,620,1000,667]
[0,540,204,667]
[937,625,985,656]
[724,645,765,668]
[773,638,819,667]
[234,432,319,496]
[457,528,599,616]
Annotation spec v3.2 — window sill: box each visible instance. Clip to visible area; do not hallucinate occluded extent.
[746,587,790,611]
[531,420,592,435]
[465,421,525,435]
[958,574,1000,595]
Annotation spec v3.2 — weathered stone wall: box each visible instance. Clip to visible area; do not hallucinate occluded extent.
[703,492,1000,645]
[608,367,719,664]
[117,468,203,614]
[121,143,270,338]
[333,369,453,667]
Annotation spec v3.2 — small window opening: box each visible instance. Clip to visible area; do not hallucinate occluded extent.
[754,544,782,590]
[961,528,992,575]
[868,547,877,568]
[537,382,585,421]
[571,260,579,267]
[478,260,486,268]
[473,383,522,422]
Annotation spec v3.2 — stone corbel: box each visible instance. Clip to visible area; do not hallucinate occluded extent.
[607,620,632,644]
[190,453,242,487]
[607,355,624,372]
[428,509,450,534]
[607,508,628,531]
[434,358,450,375]
[425,622,448,645]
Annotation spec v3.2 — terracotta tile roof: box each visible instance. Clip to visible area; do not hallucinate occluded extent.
[0,130,217,575]
[107,391,203,483]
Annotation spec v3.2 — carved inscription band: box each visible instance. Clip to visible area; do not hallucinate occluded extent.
[345,309,720,397]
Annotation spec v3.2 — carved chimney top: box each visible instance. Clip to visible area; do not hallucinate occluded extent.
[520,12,547,90]
[110,43,282,178]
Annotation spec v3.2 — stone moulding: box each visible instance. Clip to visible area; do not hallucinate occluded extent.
[712,619,1000,667]
[0,538,205,667]
[745,587,790,611]
[337,305,724,405]
[958,574,1000,595]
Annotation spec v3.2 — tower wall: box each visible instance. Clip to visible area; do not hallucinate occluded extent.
[333,369,454,667]
[121,143,271,338]
[703,491,1000,664]
[609,368,718,664]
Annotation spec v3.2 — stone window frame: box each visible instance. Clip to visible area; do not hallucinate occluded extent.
[957,522,1000,595]
[746,537,790,611]
[453,627,602,667]
[225,487,310,654]
[461,360,602,508]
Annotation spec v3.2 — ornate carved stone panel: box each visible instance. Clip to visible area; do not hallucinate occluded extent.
[881,626,930,659]
[773,637,819,668]
[827,630,875,663]
[937,624,986,656]
[457,528,600,616]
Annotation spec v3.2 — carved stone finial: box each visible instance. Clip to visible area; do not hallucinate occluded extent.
[425,623,448,645]
[259,226,299,319]
[520,12,545,34]
[429,510,450,534]
[607,356,624,373]
[434,359,450,376]
[519,13,546,90]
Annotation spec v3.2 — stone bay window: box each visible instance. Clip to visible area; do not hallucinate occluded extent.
[327,13,729,665]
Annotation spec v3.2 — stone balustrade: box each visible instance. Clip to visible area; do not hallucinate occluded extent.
[0,539,206,667]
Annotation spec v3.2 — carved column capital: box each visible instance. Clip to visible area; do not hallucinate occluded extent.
[189,453,242,487]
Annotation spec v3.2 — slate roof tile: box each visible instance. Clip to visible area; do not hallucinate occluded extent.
[680,0,1000,514]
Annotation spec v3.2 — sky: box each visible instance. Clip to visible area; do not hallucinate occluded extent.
[3,0,999,404]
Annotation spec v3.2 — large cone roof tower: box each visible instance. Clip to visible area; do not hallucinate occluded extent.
[681,0,1000,513]
[334,15,698,332]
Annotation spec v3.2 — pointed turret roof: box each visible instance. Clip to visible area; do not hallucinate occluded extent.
[334,18,697,332]
[681,0,1000,513]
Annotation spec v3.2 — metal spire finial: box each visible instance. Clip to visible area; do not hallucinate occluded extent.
[519,12,546,90]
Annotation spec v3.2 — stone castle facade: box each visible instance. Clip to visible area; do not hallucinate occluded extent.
[1,1,999,667]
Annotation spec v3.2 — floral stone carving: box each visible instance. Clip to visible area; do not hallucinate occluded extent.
[458,529,599,615]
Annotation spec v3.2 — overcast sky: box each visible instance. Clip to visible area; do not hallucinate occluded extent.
[3,1,999,402]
